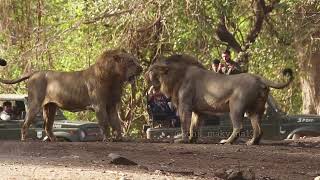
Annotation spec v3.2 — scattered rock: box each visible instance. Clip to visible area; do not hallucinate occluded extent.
[260,177,275,180]
[194,171,207,176]
[307,171,320,177]
[108,153,138,166]
[154,169,164,175]
[242,169,255,180]
[161,169,194,176]
[214,168,228,179]
[137,164,148,170]
[314,176,320,180]
[214,168,255,180]
[228,170,243,180]
[235,148,242,152]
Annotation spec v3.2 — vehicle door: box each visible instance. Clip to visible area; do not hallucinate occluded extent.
[0,99,39,140]
[0,100,24,139]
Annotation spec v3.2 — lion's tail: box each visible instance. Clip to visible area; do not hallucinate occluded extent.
[0,72,34,84]
[259,68,294,89]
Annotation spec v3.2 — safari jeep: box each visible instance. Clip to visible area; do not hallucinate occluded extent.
[145,95,320,142]
[0,94,102,142]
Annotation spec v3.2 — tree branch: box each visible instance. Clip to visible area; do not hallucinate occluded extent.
[215,0,279,64]
[84,8,136,24]
[244,0,280,50]
[136,16,161,32]
[216,16,242,53]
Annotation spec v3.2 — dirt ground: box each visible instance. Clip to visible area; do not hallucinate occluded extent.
[0,139,319,180]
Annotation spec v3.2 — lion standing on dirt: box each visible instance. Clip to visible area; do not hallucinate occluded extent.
[0,49,143,142]
[146,54,293,145]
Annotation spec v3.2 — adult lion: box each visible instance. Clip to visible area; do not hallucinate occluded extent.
[0,49,142,142]
[146,54,293,145]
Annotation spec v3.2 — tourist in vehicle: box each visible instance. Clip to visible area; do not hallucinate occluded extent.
[219,49,241,75]
[211,59,222,73]
[0,101,13,121]
[147,86,180,128]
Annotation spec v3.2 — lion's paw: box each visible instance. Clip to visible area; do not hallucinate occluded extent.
[174,133,182,139]
[110,137,123,142]
[219,139,232,145]
[246,139,259,146]
[189,136,198,144]
[174,138,189,144]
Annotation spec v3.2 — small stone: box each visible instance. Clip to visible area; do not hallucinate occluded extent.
[214,168,227,179]
[226,169,235,175]
[119,177,129,180]
[154,170,163,175]
[227,170,243,180]
[137,165,148,170]
[108,153,137,166]
[242,169,255,180]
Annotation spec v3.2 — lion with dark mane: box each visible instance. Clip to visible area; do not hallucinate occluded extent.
[146,54,293,145]
[0,49,142,142]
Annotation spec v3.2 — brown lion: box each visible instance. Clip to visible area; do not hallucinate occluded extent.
[0,49,142,142]
[146,54,293,145]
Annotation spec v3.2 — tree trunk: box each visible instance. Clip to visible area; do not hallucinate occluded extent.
[298,48,320,114]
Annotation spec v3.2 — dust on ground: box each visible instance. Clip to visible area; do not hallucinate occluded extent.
[0,139,319,180]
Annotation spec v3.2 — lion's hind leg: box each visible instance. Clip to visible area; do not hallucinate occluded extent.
[246,100,266,145]
[21,102,40,141]
[246,113,263,145]
[43,103,57,142]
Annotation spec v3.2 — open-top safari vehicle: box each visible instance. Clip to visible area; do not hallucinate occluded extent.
[0,94,102,142]
[144,95,320,142]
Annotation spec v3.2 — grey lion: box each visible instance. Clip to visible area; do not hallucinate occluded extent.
[146,54,293,145]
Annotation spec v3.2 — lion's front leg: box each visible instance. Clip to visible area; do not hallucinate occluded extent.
[174,85,195,143]
[95,107,110,142]
[174,101,193,143]
[107,106,122,142]
[174,109,191,143]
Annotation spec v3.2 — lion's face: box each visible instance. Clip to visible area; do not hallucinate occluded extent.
[115,52,143,84]
[145,63,168,89]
